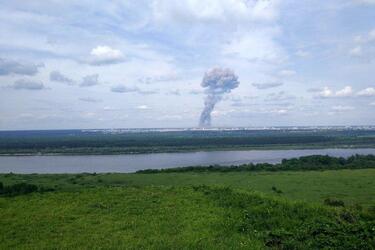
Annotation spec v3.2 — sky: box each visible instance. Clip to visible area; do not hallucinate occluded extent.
[0,0,375,130]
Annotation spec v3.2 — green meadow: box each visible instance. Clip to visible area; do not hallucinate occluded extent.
[1,168,375,249]
[1,169,375,207]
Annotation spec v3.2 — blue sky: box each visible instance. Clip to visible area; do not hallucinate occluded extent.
[0,0,375,129]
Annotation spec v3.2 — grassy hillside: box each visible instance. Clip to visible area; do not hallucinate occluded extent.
[1,186,374,249]
[1,168,375,249]
[1,169,375,207]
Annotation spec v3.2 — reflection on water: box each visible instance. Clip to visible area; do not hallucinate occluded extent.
[1,148,375,173]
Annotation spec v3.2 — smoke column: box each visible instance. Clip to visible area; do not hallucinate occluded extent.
[199,68,240,127]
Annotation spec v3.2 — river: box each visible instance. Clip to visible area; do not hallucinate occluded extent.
[0,148,375,173]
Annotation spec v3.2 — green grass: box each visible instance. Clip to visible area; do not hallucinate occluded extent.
[2,169,375,207]
[1,169,375,249]
[0,186,374,249]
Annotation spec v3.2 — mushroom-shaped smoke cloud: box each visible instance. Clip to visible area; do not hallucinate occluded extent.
[199,68,240,127]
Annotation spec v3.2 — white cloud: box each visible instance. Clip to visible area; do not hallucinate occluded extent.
[317,87,334,98]
[11,79,45,90]
[349,46,362,57]
[152,0,280,25]
[136,105,149,110]
[350,28,375,60]
[315,86,353,98]
[222,28,286,64]
[275,109,288,115]
[357,87,375,96]
[89,46,124,65]
[335,86,353,97]
[370,102,375,106]
[278,70,296,77]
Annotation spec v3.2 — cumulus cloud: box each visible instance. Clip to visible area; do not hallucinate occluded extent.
[252,82,283,90]
[89,46,124,65]
[357,87,375,97]
[335,86,353,97]
[80,74,99,87]
[10,79,45,90]
[50,71,74,85]
[0,58,42,76]
[314,86,353,98]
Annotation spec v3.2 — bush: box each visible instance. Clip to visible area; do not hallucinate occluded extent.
[271,186,283,194]
[324,198,345,207]
[1,183,39,197]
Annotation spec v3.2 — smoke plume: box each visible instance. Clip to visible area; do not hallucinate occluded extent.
[199,68,240,127]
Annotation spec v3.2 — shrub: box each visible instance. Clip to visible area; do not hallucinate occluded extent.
[271,186,283,194]
[1,183,38,196]
[324,198,345,207]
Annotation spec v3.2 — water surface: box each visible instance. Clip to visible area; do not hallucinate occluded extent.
[0,148,375,173]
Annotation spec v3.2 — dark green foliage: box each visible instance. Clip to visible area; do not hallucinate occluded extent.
[0,182,54,197]
[196,186,375,249]
[0,183,38,196]
[1,128,375,155]
[271,186,283,194]
[137,154,375,173]
[324,198,345,207]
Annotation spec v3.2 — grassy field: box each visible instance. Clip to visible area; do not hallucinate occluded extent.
[1,169,375,249]
[1,169,375,207]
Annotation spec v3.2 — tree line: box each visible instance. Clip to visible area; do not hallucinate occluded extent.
[137,154,375,173]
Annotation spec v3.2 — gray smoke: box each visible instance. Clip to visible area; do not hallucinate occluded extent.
[199,68,240,127]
